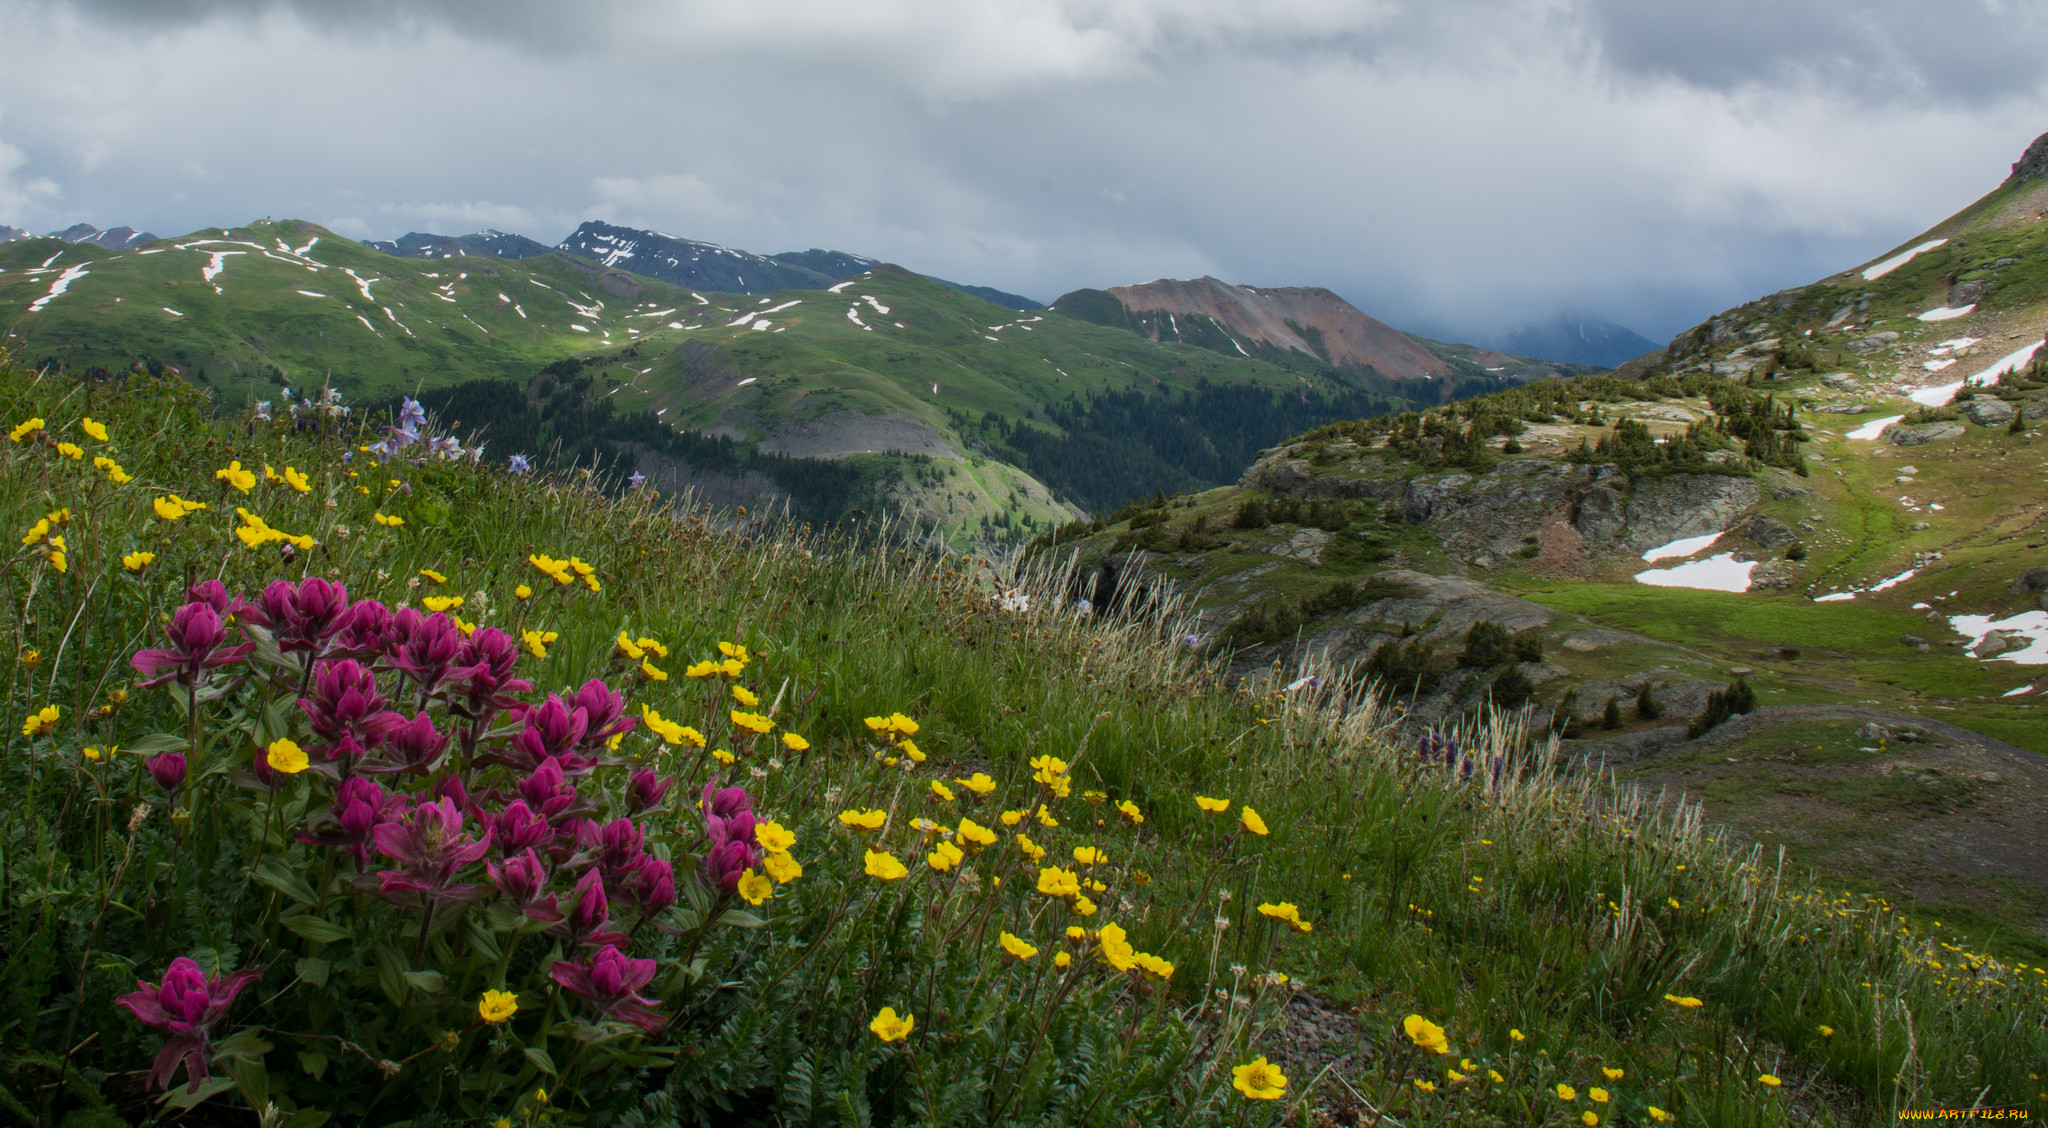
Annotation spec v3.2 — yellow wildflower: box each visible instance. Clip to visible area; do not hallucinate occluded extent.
[1036,866,1081,899]
[1241,805,1269,836]
[927,840,964,872]
[999,809,1024,827]
[1134,952,1173,980]
[1230,1057,1286,1100]
[1602,1067,1623,1081]
[868,1007,913,1042]
[781,732,809,752]
[477,990,518,1024]
[865,849,908,881]
[1663,994,1703,1008]
[955,772,996,795]
[1195,795,1230,813]
[373,512,403,527]
[422,595,463,613]
[1556,1083,1577,1100]
[1589,1087,1609,1103]
[420,568,447,584]
[1415,1079,1437,1093]
[94,456,133,483]
[1758,1074,1781,1087]
[522,629,558,659]
[929,780,955,802]
[956,818,997,851]
[762,851,802,884]
[730,709,773,734]
[266,739,309,774]
[8,417,44,442]
[1258,902,1313,933]
[755,822,796,853]
[640,659,668,682]
[1582,1113,1600,1127]
[1510,1028,1526,1042]
[79,417,108,442]
[737,870,772,906]
[1053,952,1071,968]
[731,684,759,707]
[999,932,1038,960]
[614,632,645,660]
[215,461,256,492]
[514,583,533,600]
[1116,799,1143,823]
[1072,846,1106,866]
[55,441,83,460]
[839,808,887,831]
[1403,1014,1449,1054]
[711,749,735,766]
[1015,833,1046,861]
[22,705,61,737]
[1648,1109,1673,1123]
[900,738,925,763]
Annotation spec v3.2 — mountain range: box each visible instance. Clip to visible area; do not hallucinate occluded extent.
[366,221,1045,311]
[1,222,159,250]
[0,216,1590,538]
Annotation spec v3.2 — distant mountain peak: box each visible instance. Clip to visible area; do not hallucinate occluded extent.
[1053,275,1453,380]
[2012,129,2048,184]
[31,223,158,250]
[1496,311,1659,369]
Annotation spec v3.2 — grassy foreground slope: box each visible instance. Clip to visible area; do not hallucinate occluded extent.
[1,358,2042,1124]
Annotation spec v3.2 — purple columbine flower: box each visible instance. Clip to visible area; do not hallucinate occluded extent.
[397,396,427,431]
[131,601,256,689]
[115,957,264,1092]
[627,471,647,489]
[508,453,532,475]
[550,945,665,1033]
[371,796,494,908]
[428,435,462,459]
[487,847,562,922]
[552,867,630,948]
[253,401,272,422]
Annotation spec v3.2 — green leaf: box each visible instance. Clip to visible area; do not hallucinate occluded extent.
[294,956,330,988]
[297,1050,329,1081]
[284,1110,332,1128]
[158,1076,237,1110]
[279,914,351,944]
[522,1045,558,1076]
[718,909,768,929]
[253,855,319,905]
[225,1055,270,1109]
[121,732,190,756]
[401,969,448,994]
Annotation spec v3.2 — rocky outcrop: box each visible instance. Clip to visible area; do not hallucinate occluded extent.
[1964,398,2017,427]
[1881,421,1966,446]
[2009,566,2048,595]
[1745,514,1796,549]
[1616,474,1762,554]
[1293,569,1556,671]
[2013,129,2048,184]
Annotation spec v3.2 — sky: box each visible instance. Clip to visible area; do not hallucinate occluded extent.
[1,0,2044,344]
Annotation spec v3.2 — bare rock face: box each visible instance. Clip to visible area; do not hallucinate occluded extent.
[1745,514,1796,549]
[2013,129,2048,183]
[1881,420,1966,446]
[1295,569,1556,672]
[1963,398,2017,427]
[1617,474,1762,554]
[2009,565,2048,595]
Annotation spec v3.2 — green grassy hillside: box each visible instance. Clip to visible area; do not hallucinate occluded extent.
[2,357,2042,1125]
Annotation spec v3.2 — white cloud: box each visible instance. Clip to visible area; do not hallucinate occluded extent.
[1,0,2043,338]
[0,138,62,226]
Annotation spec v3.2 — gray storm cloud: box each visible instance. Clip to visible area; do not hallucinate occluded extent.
[1,0,2043,341]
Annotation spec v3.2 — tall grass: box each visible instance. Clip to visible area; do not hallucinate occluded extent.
[1,360,2041,1126]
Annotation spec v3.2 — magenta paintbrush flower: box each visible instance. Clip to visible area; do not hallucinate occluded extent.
[627,768,673,814]
[552,867,630,947]
[114,957,263,1092]
[372,796,494,907]
[298,776,407,871]
[382,608,465,697]
[130,600,256,689]
[446,627,532,717]
[144,751,187,795]
[298,659,405,772]
[550,944,665,1033]
[487,847,563,922]
[357,710,449,775]
[250,576,351,656]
